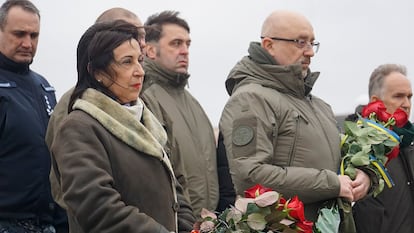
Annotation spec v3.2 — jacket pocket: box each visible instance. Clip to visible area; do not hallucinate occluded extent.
[286,111,308,166]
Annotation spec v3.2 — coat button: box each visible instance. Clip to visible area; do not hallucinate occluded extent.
[172,202,179,211]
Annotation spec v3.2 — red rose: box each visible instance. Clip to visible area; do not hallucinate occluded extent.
[296,220,314,233]
[361,100,387,118]
[286,196,306,221]
[277,197,287,211]
[376,110,392,123]
[244,184,272,198]
[386,145,400,165]
[392,108,408,128]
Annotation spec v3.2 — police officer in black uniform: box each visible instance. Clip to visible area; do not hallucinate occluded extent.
[0,1,68,232]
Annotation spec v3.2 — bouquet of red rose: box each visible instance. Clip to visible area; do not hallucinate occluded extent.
[192,184,313,233]
[340,100,408,196]
[314,100,408,233]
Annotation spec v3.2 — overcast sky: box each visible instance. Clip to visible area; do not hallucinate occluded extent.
[27,0,414,126]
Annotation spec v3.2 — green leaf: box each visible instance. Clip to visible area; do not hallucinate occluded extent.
[226,208,243,224]
[265,209,286,225]
[218,208,230,220]
[245,203,261,215]
[235,222,250,233]
[344,121,362,137]
[383,139,398,148]
[344,164,356,179]
[372,144,385,157]
[373,179,385,197]
[366,126,382,138]
[377,154,388,164]
[246,213,267,231]
[355,128,387,145]
[361,144,372,154]
[350,151,370,166]
[258,206,271,217]
[348,142,361,154]
[314,204,340,233]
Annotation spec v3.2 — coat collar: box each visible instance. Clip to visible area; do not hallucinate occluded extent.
[143,58,190,90]
[226,42,320,98]
[0,52,30,74]
[73,88,167,160]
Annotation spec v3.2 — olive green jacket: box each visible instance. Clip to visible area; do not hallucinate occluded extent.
[141,59,219,218]
[219,42,341,221]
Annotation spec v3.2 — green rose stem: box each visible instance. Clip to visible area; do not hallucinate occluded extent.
[382,118,395,128]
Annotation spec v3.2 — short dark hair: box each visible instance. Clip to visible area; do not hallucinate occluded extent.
[144,10,189,43]
[0,0,40,29]
[69,20,144,112]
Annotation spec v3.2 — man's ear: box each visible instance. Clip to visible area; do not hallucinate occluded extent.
[145,43,157,59]
[261,38,273,51]
[370,95,380,102]
[261,38,278,59]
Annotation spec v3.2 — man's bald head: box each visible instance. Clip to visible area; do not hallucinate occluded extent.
[261,10,313,38]
[94,7,146,49]
[260,10,316,78]
[95,7,142,26]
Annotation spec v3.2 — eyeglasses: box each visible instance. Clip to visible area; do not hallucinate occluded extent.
[261,36,320,53]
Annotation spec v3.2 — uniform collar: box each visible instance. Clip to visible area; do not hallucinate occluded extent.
[0,52,30,74]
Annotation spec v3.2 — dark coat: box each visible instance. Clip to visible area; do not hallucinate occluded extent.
[353,144,414,233]
[348,106,414,233]
[51,89,194,233]
[0,52,67,231]
[215,132,236,212]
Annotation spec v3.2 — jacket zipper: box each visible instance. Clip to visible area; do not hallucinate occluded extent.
[288,113,301,166]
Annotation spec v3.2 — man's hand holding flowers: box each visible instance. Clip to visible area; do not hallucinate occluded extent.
[338,175,354,201]
[350,169,371,201]
[338,169,371,203]
[315,100,408,233]
[341,100,408,196]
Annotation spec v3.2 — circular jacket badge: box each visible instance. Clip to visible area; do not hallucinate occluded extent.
[232,125,254,146]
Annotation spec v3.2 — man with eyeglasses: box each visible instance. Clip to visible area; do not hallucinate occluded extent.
[219,10,371,222]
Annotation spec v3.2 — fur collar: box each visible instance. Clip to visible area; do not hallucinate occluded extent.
[73,88,167,160]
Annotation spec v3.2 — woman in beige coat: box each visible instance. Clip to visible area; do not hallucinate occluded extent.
[50,20,194,233]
